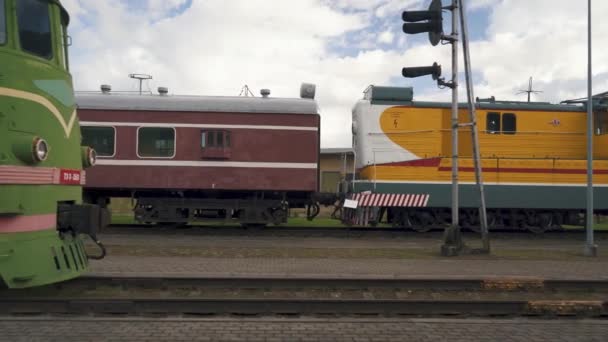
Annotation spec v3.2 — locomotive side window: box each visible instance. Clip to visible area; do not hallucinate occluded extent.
[17,0,53,59]
[81,126,116,157]
[502,113,517,134]
[597,112,608,135]
[0,0,6,45]
[486,112,500,134]
[138,127,175,158]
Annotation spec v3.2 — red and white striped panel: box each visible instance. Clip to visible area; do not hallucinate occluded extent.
[0,166,86,185]
[350,193,430,208]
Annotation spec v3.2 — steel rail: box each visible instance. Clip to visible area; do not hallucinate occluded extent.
[3,276,608,317]
[104,224,608,236]
[1,298,606,318]
[49,275,608,292]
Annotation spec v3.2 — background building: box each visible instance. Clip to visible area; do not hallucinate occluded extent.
[319,148,354,193]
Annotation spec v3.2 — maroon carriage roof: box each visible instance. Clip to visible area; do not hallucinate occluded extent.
[75,92,319,115]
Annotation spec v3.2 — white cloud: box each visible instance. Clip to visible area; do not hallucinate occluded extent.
[466,0,608,103]
[378,29,395,44]
[468,0,500,10]
[62,0,608,148]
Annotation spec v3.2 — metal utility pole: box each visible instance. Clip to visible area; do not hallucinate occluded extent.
[450,0,459,229]
[459,0,489,252]
[439,0,466,256]
[129,73,153,95]
[584,0,597,257]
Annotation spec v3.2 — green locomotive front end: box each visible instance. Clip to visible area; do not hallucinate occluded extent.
[0,0,106,288]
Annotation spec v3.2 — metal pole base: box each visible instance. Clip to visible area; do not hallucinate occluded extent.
[584,244,598,257]
[441,225,468,257]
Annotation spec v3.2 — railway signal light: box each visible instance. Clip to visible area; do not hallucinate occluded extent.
[402,62,442,80]
[402,0,444,46]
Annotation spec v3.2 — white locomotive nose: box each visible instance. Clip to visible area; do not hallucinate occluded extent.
[34,137,49,162]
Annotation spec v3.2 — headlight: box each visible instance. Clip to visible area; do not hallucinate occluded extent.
[33,137,49,162]
[12,136,50,164]
[81,146,97,168]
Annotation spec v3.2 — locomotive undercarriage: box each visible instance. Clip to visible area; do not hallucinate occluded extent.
[385,207,588,234]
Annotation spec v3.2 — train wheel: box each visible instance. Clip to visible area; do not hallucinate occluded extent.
[410,211,434,233]
[523,210,551,234]
[461,209,480,233]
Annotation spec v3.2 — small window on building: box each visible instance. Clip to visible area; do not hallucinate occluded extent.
[0,0,6,45]
[81,126,116,157]
[502,113,517,134]
[138,127,175,158]
[17,0,53,59]
[486,112,501,134]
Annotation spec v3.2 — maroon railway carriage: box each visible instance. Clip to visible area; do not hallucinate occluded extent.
[76,84,322,226]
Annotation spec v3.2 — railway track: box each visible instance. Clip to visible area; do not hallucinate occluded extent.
[2,276,608,318]
[104,224,608,239]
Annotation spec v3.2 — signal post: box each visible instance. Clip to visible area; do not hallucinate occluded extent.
[401,0,489,256]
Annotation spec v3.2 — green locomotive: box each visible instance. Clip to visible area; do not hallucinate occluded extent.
[0,0,106,288]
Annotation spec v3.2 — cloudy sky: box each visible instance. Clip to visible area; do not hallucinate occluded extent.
[62,0,608,147]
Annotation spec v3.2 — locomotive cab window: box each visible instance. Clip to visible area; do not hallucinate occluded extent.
[486,112,501,134]
[60,21,69,70]
[138,127,175,158]
[81,126,115,157]
[17,0,53,59]
[0,0,6,45]
[502,113,517,134]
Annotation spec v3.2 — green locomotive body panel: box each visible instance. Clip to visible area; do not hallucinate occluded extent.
[0,0,105,288]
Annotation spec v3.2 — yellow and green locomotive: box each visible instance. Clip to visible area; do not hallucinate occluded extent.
[348,86,608,233]
[0,0,106,288]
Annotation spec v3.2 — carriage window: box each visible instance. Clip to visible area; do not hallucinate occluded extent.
[81,126,115,157]
[207,131,216,147]
[502,113,517,134]
[486,112,500,134]
[201,130,231,148]
[138,127,175,158]
[0,0,6,45]
[17,0,53,59]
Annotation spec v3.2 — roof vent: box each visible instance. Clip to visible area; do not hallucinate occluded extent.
[260,89,271,98]
[158,87,169,96]
[100,84,111,94]
[300,83,316,99]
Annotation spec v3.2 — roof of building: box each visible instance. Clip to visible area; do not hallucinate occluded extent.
[75,92,319,115]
